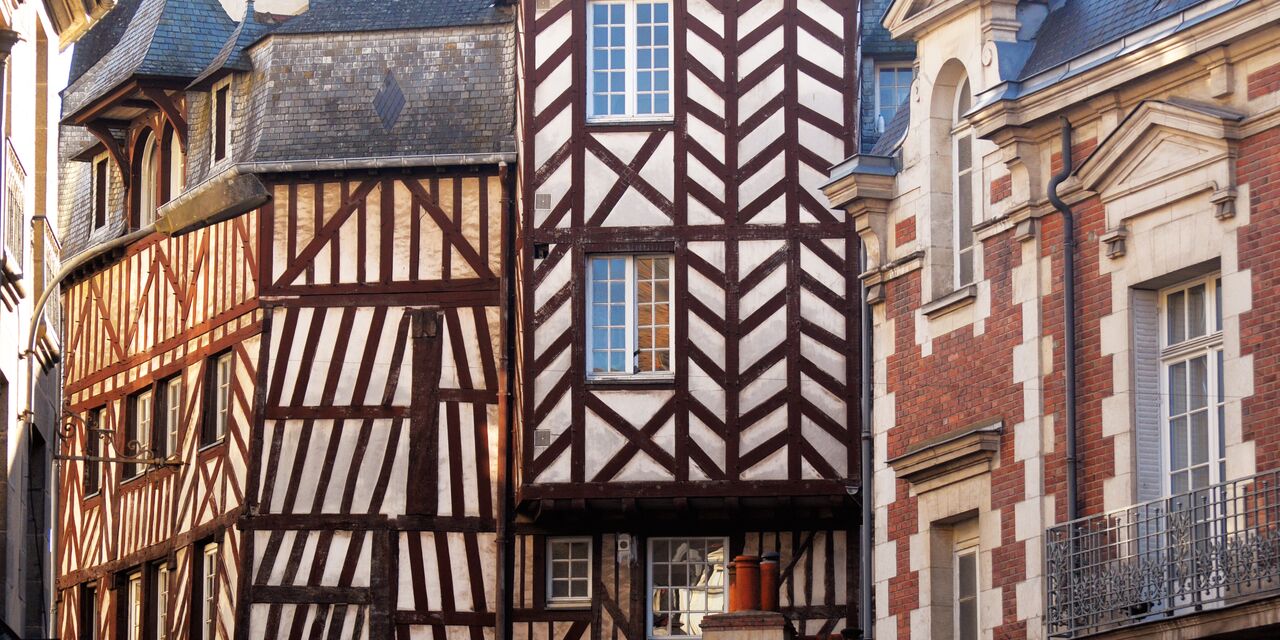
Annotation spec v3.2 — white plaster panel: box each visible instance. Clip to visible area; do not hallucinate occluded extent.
[533,118,571,183]
[687,74,726,119]
[686,31,724,80]
[738,67,784,124]
[585,406,629,479]
[603,187,672,227]
[738,109,785,167]
[739,268,786,319]
[534,59,572,115]
[534,13,571,68]
[582,152,616,221]
[796,70,845,125]
[738,313,786,373]
[738,360,787,416]
[741,446,787,480]
[800,335,845,385]
[687,0,724,36]
[688,116,726,168]
[688,315,726,368]
[737,0,782,41]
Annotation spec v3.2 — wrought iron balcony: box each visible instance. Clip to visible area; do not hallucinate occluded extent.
[1045,470,1280,637]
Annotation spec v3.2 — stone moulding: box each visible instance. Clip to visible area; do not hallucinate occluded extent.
[887,421,1002,494]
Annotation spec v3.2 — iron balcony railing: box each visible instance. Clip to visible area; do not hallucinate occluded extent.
[1045,469,1280,637]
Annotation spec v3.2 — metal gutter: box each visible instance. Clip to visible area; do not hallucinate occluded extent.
[234,152,519,174]
[1047,117,1079,522]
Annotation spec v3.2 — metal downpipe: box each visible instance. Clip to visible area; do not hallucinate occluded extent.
[1047,117,1079,522]
[859,244,874,639]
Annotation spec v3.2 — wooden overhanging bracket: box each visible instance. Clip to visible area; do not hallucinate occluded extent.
[141,86,188,151]
[85,121,130,184]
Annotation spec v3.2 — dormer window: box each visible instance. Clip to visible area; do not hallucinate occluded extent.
[92,154,109,229]
[212,78,231,162]
[138,130,159,226]
[587,1,672,121]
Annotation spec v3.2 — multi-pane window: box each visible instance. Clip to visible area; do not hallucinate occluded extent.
[158,375,182,458]
[127,572,143,640]
[547,538,592,607]
[126,389,153,478]
[952,78,975,289]
[201,544,218,640]
[84,408,104,496]
[212,79,231,162]
[587,255,672,377]
[1161,276,1224,497]
[79,584,97,640]
[4,145,24,263]
[647,537,727,639]
[156,563,170,639]
[875,64,913,133]
[92,155,109,229]
[168,128,185,199]
[587,1,672,120]
[954,548,979,640]
[202,352,232,445]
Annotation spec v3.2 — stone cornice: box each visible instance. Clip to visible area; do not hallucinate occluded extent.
[888,421,1002,494]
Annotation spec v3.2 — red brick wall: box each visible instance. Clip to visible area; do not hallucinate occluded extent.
[880,191,1117,640]
[882,225,1029,640]
[896,217,917,245]
[1247,63,1280,100]
[990,175,1012,204]
[1237,125,1280,470]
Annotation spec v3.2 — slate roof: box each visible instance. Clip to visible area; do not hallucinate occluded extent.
[267,0,513,37]
[869,102,910,157]
[67,0,143,86]
[189,1,277,89]
[1019,0,1212,79]
[62,0,236,119]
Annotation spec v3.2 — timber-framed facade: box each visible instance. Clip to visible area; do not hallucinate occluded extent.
[512,1,863,639]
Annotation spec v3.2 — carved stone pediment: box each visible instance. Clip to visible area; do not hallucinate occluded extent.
[887,421,1001,495]
[1077,99,1243,229]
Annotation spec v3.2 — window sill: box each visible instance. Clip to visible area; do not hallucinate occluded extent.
[584,117,675,131]
[545,600,593,611]
[585,375,675,391]
[921,284,977,318]
[197,437,226,454]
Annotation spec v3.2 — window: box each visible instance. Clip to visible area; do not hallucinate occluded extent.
[212,79,231,162]
[4,145,25,263]
[202,352,233,446]
[547,537,592,607]
[875,63,913,133]
[168,128,185,200]
[587,1,672,120]
[587,254,673,377]
[952,78,975,289]
[84,408,104,497]
[200,544,218,640]
[1161,276,1224,497]
[92,155,109,229]
[155,563,170,640]
[647,537,727,639]
[954,548,978,640]
[79,583,97,640]
[126,389,153,479]
[139,130,159,227]
[157,375,182,458]
[127,571,143,640]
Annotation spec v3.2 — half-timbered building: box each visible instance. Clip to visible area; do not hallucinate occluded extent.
[56,1,516,639]
[513,2,862,639]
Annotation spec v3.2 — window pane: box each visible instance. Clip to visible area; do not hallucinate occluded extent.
[958,600,978,640]
[1170,416,1188,471]
[1167,291,1185,345]
[649,538,726,638]
[1189,356,1208,410]
[1169,362,1187,415]
[1187,284,1207,339]
[1190,410,1209,465]
[957,553,976,598]
[1215,278,1223,331]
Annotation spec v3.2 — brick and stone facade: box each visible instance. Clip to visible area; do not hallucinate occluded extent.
[826,1,1280,639]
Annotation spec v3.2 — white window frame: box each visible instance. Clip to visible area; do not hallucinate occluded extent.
[1158,275,1225,498]
[127,571,143,640]
[585,254,674,379]
[646,536,728,640]
[128,388,154,479]
[953,544,979,640]
[874,62,913,134]
[951,78,975,290]
[91,154,110,230]
[202,352,232,447]
[586,0,674,123]
[210,77,232,164]
[163,375,182,458]
[546,537,593,608]
[156,563,170,640]
[202,543,218,640]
